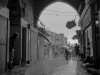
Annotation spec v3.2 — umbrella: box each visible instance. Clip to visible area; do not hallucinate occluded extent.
[72,35,78,40]
[62,46,69,49]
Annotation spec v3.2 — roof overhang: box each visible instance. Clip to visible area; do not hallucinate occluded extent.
[38,30,51,43]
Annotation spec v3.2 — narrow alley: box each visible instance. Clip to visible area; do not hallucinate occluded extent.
[1,0,100,75]
[6,55,91,75]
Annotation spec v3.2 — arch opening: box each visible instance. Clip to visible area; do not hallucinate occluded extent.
[38,1,79,19]
[38,1,80,44]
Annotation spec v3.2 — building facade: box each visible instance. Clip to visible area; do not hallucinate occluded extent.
[44,30,68,57]
[0,0,39,74]
[79,0,100,69]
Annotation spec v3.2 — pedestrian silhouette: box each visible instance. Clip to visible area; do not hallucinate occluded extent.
[74,43,79,57]
[8,32,19,70]
[65,48,69,60]
[71,47,76,60]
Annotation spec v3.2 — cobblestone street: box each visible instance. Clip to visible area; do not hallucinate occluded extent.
[51,58,91,75]
[6,56,91,75]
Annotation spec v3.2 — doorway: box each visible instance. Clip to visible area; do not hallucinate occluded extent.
[7,0,21,67]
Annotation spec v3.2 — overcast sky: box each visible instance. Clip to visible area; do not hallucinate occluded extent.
[39,2,80,44]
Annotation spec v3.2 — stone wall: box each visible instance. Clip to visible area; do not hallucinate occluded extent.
[0,4,9,74]
[38,36,45,59]
[30,26,38,62]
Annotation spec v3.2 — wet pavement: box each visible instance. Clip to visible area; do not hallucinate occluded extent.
[51,59,91,75]
[6,55,92,75]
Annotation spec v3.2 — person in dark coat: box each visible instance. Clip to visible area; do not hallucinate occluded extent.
[9,32,19,69]
[65,48,69,60]
[74,43,79,57]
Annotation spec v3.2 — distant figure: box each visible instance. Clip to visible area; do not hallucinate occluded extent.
[9,32,19,69]
[71,47,76,60]
[55,51,58,57]
[65,49,69,60]
[83,46,91,63]
[74,43,79,57]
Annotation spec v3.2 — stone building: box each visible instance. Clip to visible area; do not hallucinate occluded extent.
[78,0,100,69]
[44,29,67,57]
[0,0,38,74]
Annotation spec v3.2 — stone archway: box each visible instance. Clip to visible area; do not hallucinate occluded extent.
[34,0,84,27]
[38,1,78,21]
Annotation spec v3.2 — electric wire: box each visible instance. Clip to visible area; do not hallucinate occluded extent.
[42,13,78,16]
[45,9,77,13]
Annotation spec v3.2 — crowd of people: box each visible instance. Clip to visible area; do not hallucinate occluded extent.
[64,43,80,60]
[64,43,93,67]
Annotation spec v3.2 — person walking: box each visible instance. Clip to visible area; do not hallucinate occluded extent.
[65,48,69,60]
[71,47,76,60]
[9,32,19,70]
[74,43,79,58]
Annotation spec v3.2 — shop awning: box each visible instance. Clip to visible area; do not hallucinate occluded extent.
[72,35,78,40]
[38,30,52,44]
